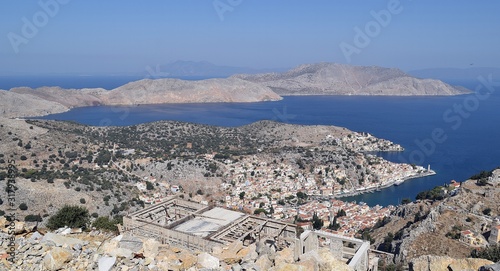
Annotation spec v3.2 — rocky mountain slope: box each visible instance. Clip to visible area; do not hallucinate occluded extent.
[233,63,471,96]
[100,77,281,105]
[368,172,500,265]
[0,90,69,118]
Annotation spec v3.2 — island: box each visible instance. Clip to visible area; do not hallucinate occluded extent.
[0,62,471,119]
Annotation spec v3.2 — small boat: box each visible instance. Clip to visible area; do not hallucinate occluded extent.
[394,179,404,186]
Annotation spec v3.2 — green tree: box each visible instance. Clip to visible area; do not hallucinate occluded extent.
[328,216,341,231]
[471,244,500,262]
[19,203,28,211]
[401,198,411,205]
[25,214,42,222]
[92,216,119,233]
[336,209,346,217]
[312,212,324,230]
[47,205,90,230]
[378,233,394,253]
[239,191,245,200]
[296,191,308,199]
[483,208,492,216]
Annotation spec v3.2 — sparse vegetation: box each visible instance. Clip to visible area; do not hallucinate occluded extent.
[47,205,90,230]
[92,216,120,233]
[471,244,500,262]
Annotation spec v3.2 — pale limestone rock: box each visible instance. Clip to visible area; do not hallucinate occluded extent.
[42,247,73,271]
[98,256,116,271]
[275,247,295,264]
[100,239,119,255]
[212,246,223,255]
[255,254,273,271]
[219,241,244,264]
[109,247,133,258]
[271,263,308,271]
[178,251,197,270]
[156,260,170,271]
[42,232,84,247]
[449,258,495,271]
[119,235,143,252]
[13,221,26,235]
[298,250,320,271]
[242,245,258,263]
[318,248,353,271]
[197,252,220,269]
[142,238,160,259]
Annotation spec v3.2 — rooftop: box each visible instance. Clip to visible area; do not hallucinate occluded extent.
[174,207,244,237]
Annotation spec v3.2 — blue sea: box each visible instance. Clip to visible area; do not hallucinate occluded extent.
[5,76,500,206]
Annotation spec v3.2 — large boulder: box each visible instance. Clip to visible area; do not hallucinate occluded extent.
[142,238,160,259]
[42,232,85,247]
[178,251,197,270]
[275,247,295,264]
[217,241,244,264]
[119,235,143,252]
[197,252,220,269]
[255,254,273,271]
[318,248,353,271]
[42,247,73,271]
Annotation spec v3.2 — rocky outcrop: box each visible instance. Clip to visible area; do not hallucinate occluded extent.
[233,62,471,96]
[394,208,441,263]
[409,255,493,271]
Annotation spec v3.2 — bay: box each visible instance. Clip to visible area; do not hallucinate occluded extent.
[35,81,500,206]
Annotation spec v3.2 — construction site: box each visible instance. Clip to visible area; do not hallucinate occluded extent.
[122,195,377,271]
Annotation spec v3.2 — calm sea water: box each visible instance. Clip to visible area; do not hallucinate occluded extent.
[9,77,499,206]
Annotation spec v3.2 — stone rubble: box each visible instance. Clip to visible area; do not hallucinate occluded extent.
[0,218,498,271]
[0,224,357,271]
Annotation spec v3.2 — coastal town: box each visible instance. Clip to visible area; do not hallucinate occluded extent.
[121,129,435,238]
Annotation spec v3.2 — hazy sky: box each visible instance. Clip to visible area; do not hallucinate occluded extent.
[1,0,499,75]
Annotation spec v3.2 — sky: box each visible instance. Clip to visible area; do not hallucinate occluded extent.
[0,0,499,75]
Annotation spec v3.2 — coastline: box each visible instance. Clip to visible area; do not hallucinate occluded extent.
[334,169,437,199]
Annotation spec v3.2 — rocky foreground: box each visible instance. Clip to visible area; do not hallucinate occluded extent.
[1,216,498,271]
[0,217,354,271]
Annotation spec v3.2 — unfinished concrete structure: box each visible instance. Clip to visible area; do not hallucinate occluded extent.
[123,195,374,271]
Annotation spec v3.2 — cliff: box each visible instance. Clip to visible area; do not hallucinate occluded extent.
[233,63,471,96]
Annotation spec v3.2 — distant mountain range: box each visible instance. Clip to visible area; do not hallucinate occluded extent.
[0,62,472,118]
[143,60,286,78]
